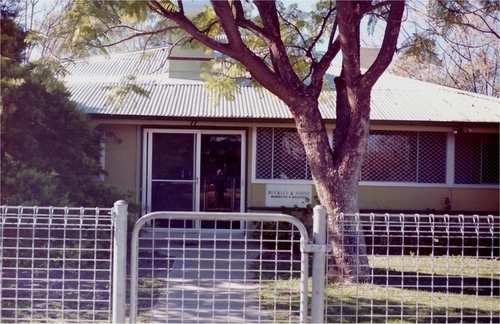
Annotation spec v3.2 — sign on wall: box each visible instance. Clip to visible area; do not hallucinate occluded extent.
[265,184,312,208]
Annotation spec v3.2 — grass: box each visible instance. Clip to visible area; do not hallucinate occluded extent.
[125,251,174,323]
[256,255,500,323]
[0,266,112,323]
[0,225,114,323]
[135,277,168,322]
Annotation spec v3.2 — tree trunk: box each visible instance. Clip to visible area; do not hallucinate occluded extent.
[328,76,372,283]
[290,85,371,283]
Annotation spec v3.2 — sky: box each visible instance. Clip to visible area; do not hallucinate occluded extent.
[23,0,396,64]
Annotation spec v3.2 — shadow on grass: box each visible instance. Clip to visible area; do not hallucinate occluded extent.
[125,249,175,320]
[371,268,500,296]
[325,295,500,323]
[253,252,499,323]
[253,250,307,280]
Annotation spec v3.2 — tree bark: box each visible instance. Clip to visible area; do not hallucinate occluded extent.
[288,85,371,283]
[328,75,372,283]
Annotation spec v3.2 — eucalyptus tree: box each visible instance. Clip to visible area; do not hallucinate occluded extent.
[58,0,406,282]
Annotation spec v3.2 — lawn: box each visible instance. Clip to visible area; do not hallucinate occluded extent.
[257,255,500,323]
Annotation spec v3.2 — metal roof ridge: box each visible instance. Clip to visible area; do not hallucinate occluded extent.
[68,46,170,63]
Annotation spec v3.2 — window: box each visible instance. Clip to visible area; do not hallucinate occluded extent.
[255,127,312,180]
[361,131,447,183]
[455,133,499,184]
[94,132,106,181]
[256,128,499,186]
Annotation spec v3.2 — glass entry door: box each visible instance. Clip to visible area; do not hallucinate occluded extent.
[199,133,242,229]
[148,132,196,228]
[143,129,245,230]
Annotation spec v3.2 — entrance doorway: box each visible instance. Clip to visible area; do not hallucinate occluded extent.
[143,129,245,229]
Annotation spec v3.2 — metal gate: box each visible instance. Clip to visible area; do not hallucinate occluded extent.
[129,211,315,323]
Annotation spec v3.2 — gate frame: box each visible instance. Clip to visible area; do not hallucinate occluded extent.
[112,200,128,323]
[128,210,328,323]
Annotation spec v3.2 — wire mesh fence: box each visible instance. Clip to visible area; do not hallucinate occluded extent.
[0,205,114,323]
[326,213,500,323]
[129,213,310,323]
[2,204,498,323]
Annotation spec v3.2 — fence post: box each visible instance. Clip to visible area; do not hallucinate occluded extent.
[311,205,327,323]
[112,200,128,323]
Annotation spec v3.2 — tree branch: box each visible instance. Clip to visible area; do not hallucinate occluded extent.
[337,1,365,76]
[253,0,303,87]
[362,0,405,88]
[148,0,232,55]
[277,9,308,51]
[310,18,340,93]
[99,26,179,48]
[436,0,500,39]
[210,0,245,50]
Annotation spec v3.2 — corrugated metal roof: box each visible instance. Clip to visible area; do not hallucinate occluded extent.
[64,47,500,123]
[65,48,174,85]
[369,74,500,123]
[67,83,300,119]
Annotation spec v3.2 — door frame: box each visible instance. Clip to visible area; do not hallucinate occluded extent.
[142,128,246,228]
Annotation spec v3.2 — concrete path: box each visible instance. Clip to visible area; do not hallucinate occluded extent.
[140,236,270,323]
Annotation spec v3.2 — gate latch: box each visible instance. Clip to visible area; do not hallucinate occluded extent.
[301,243,331,253]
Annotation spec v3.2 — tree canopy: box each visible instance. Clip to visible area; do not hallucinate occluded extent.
[0,3,125,207]
[391,0,499,97]
[49,0,406,282]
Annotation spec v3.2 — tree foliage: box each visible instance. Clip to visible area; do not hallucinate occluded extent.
[1,4,126,207]
[50,0,410,282]
[392,0,499,97]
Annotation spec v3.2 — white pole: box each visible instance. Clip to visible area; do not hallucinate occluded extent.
[112,200,128,323]
[311,205,327,323]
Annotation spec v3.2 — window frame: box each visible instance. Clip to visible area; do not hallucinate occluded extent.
[252,126,320,184]
[252,126,499,188]
[453,132,499,186]
[359,130,447,185]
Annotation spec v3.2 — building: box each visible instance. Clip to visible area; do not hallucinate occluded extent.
[64,47,499,230]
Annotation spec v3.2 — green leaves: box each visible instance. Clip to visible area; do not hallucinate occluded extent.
[191,4,222,39]
[202,72,240,106]
[1,6,127,207]
[427,0,500,38]
[103,75,150,112]
[29,59,68,93]
[59,1,179,57]
[393,0,499,96]
[117,1,151,23]
[400,32,440,63]
[1,75,106,206]
[0,4,27,64]
[429,0,472,31]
